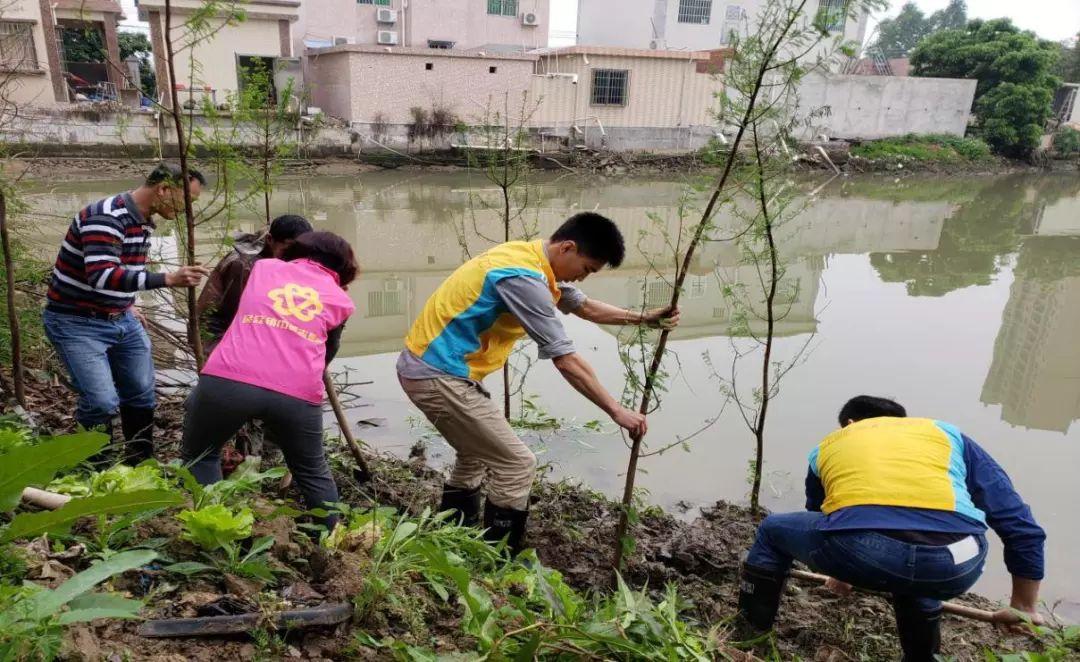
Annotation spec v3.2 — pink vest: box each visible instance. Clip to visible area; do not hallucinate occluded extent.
[202,258,355,404]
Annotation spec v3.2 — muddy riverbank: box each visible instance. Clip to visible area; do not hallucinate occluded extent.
[10,378,1054,661]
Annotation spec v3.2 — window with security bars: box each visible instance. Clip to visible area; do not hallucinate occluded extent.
[358,0,391,5]
[678,0,713,24]
[487,0,518,16]
[591,69,629,106]
[367,291,405,317]
[814,0,848,32]
[0,22,37,70]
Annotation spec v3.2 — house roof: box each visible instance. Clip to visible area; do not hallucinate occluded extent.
[52,0,124,14]
[533,46,715,61]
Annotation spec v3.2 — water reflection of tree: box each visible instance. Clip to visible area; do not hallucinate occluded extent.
[869,177,1033,296]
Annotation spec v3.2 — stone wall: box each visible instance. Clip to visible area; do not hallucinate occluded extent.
[0,106,353,157]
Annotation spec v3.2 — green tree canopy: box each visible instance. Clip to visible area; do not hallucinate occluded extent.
[910,18,1061,157]
[872,0,967,58]
[118,31,156,95]
[1056,33,1080,83]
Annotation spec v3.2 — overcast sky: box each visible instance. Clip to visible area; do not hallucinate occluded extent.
[551,0,1079,43]
[119,0,1077,45]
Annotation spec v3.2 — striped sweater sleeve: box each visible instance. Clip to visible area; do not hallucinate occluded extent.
[81,214,167,292]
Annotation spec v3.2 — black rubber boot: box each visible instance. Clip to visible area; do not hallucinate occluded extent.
[483,500,529,555]
[438,484,482,527]
[892,597,943,662]
[84,417,118,468]
[738,563,787,631]
[119,406,155,466]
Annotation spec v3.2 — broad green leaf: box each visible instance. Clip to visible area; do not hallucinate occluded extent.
[177,504,254,551]
[387,521,418,548]
[24,549,156,620]
[57,593,145,624]
[0,432,108,511]
[2,490,184,542]
[163,561,215,576]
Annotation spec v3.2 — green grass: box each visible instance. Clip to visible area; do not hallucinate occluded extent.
[851,134,994,163]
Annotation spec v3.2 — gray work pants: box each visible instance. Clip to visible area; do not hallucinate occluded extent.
[182,374,339,526]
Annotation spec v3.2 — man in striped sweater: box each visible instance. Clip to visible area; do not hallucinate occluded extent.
[44,163,210,464]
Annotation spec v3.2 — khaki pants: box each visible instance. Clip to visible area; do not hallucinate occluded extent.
[400,376,536,510]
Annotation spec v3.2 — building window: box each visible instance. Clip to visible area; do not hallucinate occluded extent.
[489,66,497,73]
[591,69,629,106]
[425,62,433,70]
[0,22,37,70]
[815,0,847,32]
[358,0,391,5]
[367,290,405,317]
[487,0,518,17]
[678,0,712,24]
[427,39,455,49]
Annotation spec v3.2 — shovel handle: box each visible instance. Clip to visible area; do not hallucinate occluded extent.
[789,569,998,623]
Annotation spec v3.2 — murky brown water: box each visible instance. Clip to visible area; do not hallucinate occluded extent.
[24,170,1080,617]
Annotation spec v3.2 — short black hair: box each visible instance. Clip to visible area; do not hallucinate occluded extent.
[838,395,907,426]
[269,214,313,241]
[550,212,625,268]
[283,231,359,286]
[145,162,207,187]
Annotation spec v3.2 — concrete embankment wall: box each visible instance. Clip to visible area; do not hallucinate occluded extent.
[795,73,977,141]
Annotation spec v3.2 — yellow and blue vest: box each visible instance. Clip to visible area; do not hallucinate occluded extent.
[405,240,561,382]
[809,417,985,523]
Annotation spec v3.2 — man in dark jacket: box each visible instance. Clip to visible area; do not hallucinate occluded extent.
[738,395,1046,661]
[197,214,313,349]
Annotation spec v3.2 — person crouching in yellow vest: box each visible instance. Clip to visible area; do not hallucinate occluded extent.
[738,395,1046,661]
[398,212,680,555]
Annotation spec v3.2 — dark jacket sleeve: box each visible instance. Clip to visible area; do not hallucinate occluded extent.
[325,324,345,365]
[963,435,1046,580]
[198,254,251,338]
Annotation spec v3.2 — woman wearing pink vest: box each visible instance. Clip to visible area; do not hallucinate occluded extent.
[182,232,357,528]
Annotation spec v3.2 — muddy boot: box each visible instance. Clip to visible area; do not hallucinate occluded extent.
[120,406,155,466]
[892,598,942,662]
[483,500,528,555]
[439,484,482,527]
[737,563,787,632]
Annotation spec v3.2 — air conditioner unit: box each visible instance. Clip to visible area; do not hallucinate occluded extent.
[334,36,355,46]
[649,39,659,50]
[521,12,539,26]
[376,8,398,24]
[377,30,399,45]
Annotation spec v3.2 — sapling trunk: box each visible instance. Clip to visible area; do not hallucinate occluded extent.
[748,126,780,515]
[611,0,818,572]
[163,0,205,368]
[0,190,24,406]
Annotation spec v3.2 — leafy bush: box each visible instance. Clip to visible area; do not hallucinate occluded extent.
[49,463,172,498]
[1053,127,1080,156]
[910,18,1061,158]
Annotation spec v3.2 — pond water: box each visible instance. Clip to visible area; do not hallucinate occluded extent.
[24,170,1080,618]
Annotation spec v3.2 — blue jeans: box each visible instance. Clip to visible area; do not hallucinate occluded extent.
[746,511,987,613]
[43,308,156,428]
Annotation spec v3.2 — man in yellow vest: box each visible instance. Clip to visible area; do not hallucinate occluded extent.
[398,212,679,553]
[738,396,1046,661]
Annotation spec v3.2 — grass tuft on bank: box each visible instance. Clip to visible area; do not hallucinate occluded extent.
[851,134,994,163]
